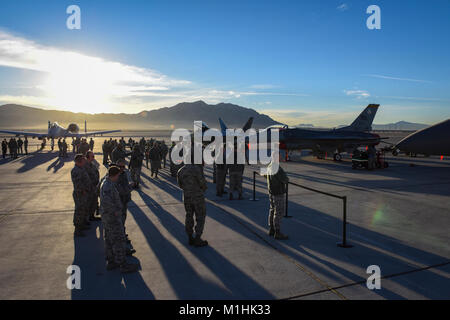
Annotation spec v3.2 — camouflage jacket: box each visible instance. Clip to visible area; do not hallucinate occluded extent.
[99,177,123,215]
[177,164,207,198]
[115,171,133,203]
[84,161,100,187]
[148,146,161,161]
[111,147,126,163]
[129,149,144,168]
[71,165,92,195]
[265,162,289,195]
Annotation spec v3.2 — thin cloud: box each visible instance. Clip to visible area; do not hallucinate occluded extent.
[364,74,432,83]
[344,89,370,99]
[0,30,192,113]
[249,84,279,89]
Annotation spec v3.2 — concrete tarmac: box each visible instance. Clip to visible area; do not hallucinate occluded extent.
[0,137,449,299]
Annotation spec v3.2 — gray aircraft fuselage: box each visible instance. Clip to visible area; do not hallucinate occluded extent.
[395,119,450,156]
[278,128,381,154]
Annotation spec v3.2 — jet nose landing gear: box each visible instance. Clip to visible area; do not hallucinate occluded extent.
[333,153,342,162]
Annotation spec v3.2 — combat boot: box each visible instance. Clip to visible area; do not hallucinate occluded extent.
[188,234,195,246]
[120,263,139,274]
[268,227,275,237]
[193,236,208,247]
[274,231,289,240]
[126,248,136,256]
[106,261,119,271]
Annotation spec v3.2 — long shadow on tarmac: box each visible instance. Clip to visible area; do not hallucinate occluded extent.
[130,191,275,299]
[71,222,155,300]
[209,189,450,299]
[46,156,73,173]
[5,151,60,173]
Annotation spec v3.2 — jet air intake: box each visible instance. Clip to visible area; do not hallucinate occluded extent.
[67,123,80,133]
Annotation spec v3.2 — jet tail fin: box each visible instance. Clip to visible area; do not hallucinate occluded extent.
[219,118,228,135]
[242,117,254,131]
[338,104,380,132]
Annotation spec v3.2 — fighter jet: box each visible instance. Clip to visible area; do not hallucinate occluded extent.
[393,119,450,156]
[0,120,120,139]
[260,104,381,161]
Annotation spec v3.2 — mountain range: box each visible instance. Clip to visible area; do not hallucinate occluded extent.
[0,101,429,131]
[0,101,281,130]
[295,121,429,131]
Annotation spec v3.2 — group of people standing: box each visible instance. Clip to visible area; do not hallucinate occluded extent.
[1,137,28,159]
[70,136,290,274]
[71,149,139,273]
[70,137,94,155]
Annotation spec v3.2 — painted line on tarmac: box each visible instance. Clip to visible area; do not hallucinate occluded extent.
[283,260,450,300]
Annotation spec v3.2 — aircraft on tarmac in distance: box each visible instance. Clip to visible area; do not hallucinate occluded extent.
[0,120,121,140]
[393,118,450,157]
[257,104,382,161]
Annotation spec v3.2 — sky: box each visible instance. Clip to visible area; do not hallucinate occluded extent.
[0,0,449,126]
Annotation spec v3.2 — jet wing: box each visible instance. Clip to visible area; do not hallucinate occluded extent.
[0,130,47,138]
[81,130,121,137]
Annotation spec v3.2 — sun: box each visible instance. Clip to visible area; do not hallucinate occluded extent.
[40,53,117,114]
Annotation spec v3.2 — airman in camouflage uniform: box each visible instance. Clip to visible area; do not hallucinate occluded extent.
[265,161,289,240]
[177,163,208,247]
[111,144,127,164]
[129,145,144,188]
[71,154,92,236]
[160,141,169,168]
[115,159,135,235]
[85,151,101,221]
[148,142,162,178]
[99,166,139,273]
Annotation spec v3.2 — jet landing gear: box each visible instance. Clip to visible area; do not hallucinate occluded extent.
[333,153,342,162]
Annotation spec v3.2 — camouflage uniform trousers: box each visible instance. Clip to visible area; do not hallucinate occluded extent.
[130,166,141,185]
[216,168,227,194]
[102,213,127,265]
[120,200,129,235]
[88,192,99,218]
[150,160,161,176]
[268,193,286,232]
[170,162,180,177]
[183,194,207,237]
[103,152,108,165]
[229,172,243,196]
[73,191,89,227]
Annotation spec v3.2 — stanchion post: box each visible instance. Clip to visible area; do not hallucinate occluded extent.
[285,182,292,218]
[250,171,259,201]
[337,196,352,248]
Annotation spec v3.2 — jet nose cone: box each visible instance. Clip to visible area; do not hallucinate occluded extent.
[396,136,412,152]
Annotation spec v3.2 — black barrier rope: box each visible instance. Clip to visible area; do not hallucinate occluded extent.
[251,170,352,248]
